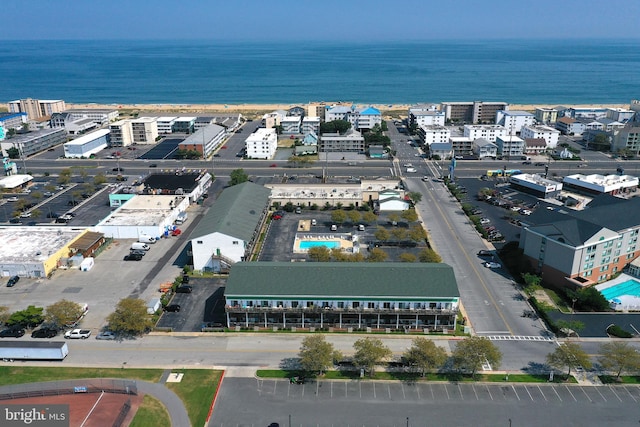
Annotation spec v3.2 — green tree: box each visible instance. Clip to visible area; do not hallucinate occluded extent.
[30,191,43,200]
[353,337,392,377]
[566,287,610,312]
[367,248,388,262]
[407,192,422,204]
[374,227,390,241]
[298,335,341,376]
[362,211,377,224]
[591,133,610,151]
[7,129,17,139]
[320,120,351,134]
[79,169,89,182]
[452,336,502,378]
[93,173,107,185]
[388,213,401,225]
[598,342,640,379]
[380,121,388,132]
[347,210,361,225]
[308,246,331,262]
[391,228,408,241]
[331,209,347,225]
[401,208,418,223]
[6,305,44,328]
[403,337,448,376]
[408,224,427,242]
[0,306,10,325]
[58,168,72,185]
[546,342,592,377]
[45,300,84,329]
[418,248,442,263]
[229,168,249,186]
[107,298,153,336]
[399,253,417,263]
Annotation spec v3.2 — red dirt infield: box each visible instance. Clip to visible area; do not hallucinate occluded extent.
[8,392,144,427]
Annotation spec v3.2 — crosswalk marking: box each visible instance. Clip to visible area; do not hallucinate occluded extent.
[484,335,554,342]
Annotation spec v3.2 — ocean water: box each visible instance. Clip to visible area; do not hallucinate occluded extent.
[1,39,638,105]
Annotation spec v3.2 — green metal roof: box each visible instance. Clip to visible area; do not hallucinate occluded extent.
[189,182,270,241]
[225,262,459,299]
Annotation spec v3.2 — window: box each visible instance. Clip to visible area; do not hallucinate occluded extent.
[197,240,203,244]
[383,302,391,309]
[277,301,284,308]
[262,300,269,307]
[600,265,608,272]
[583,262,594,270]
[352,302,360,308]
[337,302,344,308]
[601,257,611,264]
[232,241,239,245]
[604,240,613,248]
[584,270,592,277]
[291,301,299,308]
[231,300,238,306]
[306,301,314,308]
[367,302,375,309]
[586,245,597,253]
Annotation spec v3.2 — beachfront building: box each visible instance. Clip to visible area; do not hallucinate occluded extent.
[325,105,381,131]
[224,262,460,332]
[280,116,301,134]
[611,126,640,157]
[109,120,133,147]
[440,101,508,124]
[189,182,270,272]
[407,104,441,128]
[1,128,66,158]
[8,99,66,120]
[472,139,498,159]
[463,125,507,142]
[495,136,525,158]
[555,117,586,136]
[319,129,365,153]
[157,117,177,134]
[496,110,535,135]
[54,109,119,126]
[509,174,562,199]
[178,124,227,159]
[519,196,640,289]
[562,174,639,197]
[520,125,559,149]
[301,116,320,135]
[172,117,196,134]
[49,113,98,135]
[131,117,158,144]
[535,107,559,124]
[606,108,635,123]
[449,136,474,155]
[261,111,287,129]
[63,129,110,158]
[245,127,278,159]
[565,107,607,120]
[416,125,450,146]
[0,113,27,133]
[523,138,548,155]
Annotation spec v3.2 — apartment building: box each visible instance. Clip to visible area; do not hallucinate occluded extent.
[495,136,525,158]
[0,128,66,157]
[109,120,133,147]
[520,125,559,149]
[245,127,278,159]
[606,108,635,123]
[8,99,66,120]
[0,113,27,134]
[319,129,365,153]
[555,117,586,135]
[157,117,177,134]
[301,116,320,135]
[325,105,381,131]
[280,116,301,134]
[261,111,287,129]
[172,117,196,134]
[440,101,508,124]
[611,126,640,156]
[463,124,507,142]
[130,117,158,144]
[449,136,474,155]
[178,124,227,158]
[57,109,119,126]
[496,110,535,135]
[472,139,498,159]
[408,105,444,128]
[417,125,450,146]
[534,107,559,124]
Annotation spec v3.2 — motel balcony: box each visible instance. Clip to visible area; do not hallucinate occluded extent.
[225,305,456,316]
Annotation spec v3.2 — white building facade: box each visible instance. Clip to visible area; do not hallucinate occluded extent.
[463,125,508,142]
[131,117,159,144]
[520,125,560,149]
[63,129,110,158]
[245,128,278,159]
[417,125,450,146]
[496,110,535,135]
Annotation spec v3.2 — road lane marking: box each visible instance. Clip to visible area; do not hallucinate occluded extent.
[430,384,434,400]
[399,383,404,399]
[373,382,376,399]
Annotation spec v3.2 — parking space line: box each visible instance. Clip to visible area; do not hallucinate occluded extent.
[472,384,478,400]
[359,382,362,399]
[458,384,464,400]
[273,381,277,395]
[330,381,333,398]
[287,382,290,397]
[565,386,577,402]
[430,384,434,400]
[524,386,534,401]
[624,387,636,402]
[486,385,493,401]
[416,384,421,400]
[551,386,562,402]
[579,387,591,402]
[594,386,607,402]
[445,384,450,400]
[399,383,404,400]
[316,381,319,397]
[373,382,376,399]
[537,385,547,401]
[609,386,623,402]
[511,385,520,401]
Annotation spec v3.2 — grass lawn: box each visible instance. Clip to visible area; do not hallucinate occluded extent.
[0,367,163,386]
[257,369,578,384]
[166,369,223,427]
[129,394,170,427]
[599,375,640,384]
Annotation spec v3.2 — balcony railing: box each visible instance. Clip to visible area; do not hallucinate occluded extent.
[225,305,455,315]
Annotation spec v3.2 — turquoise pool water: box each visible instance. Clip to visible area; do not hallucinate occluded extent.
[299,240,340,249]
[600,279,640,300]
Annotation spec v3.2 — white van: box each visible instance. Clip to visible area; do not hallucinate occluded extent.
[175,212,188,225]
[131,242,150,251]
[311,219,317,226]
[138,235,156,244]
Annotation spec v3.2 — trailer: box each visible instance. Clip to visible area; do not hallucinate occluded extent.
[0,341,69,361]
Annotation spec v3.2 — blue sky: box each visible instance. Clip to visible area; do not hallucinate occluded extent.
[2,0,638,41]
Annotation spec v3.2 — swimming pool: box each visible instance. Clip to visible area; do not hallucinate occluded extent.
[299,240,340,250]
[600,279,640,300]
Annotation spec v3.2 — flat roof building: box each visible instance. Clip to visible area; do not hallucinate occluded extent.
[562,173,639,196]
[63,129,109,158]
[178,124,227,159]
[509,173,563,198]
[1,128,66,157]
[441,101,509,124]
[8,99,66,120]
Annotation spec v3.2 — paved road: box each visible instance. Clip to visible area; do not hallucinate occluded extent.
[211,377,640,427]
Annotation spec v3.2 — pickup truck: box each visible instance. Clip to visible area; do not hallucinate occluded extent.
[64,329,91,339]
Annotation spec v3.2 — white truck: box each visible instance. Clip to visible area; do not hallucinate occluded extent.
[175,212,188,225]
[138,235,156,244]
[131,242,150,251]
[0,342,69,361]
[64,329,91,339]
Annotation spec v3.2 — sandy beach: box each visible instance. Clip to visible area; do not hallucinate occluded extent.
[66,102,630,116]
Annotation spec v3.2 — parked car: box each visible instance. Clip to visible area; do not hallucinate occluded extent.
[124,253,143,261]
[479,218,491,224]
[64,329,91,339]
[6,196,19,202]
[171,228,182,236]
[96,331,117,340]
[6,275,20,287]
[164,304,181,312]
[176,285,193,293]
[112,167,124,172]
[484,261,501,269]
[182,275,189,284]
[0,328,25,338]
[534,162,546,166]
[477,250,493,257]
[9,218,21,224]
[31,327,58,338]
[19,212,32,218]
[129,249,146,257]
[149,163,157,168]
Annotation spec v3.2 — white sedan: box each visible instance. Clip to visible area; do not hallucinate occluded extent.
[484,262,501,269]
[95,331,116,340]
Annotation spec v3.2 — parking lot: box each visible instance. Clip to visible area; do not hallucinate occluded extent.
[211,377,640,426]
